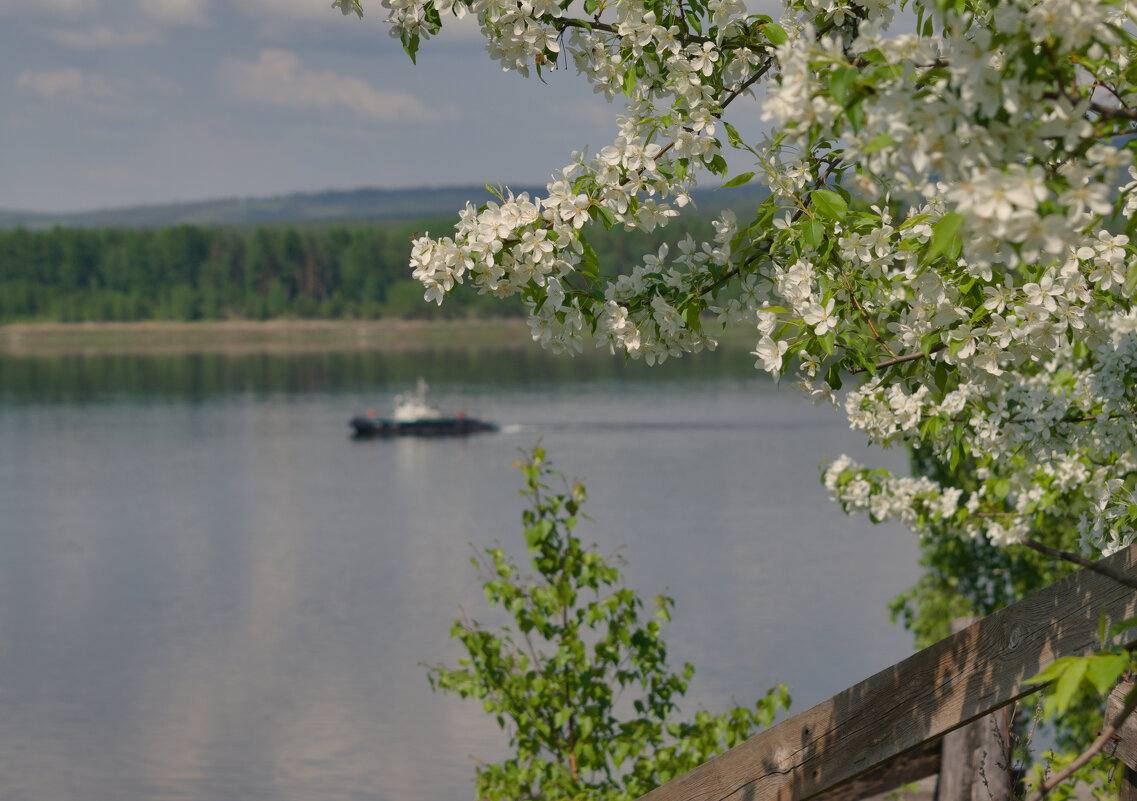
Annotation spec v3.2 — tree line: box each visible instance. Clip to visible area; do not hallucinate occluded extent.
[0,216,716,323]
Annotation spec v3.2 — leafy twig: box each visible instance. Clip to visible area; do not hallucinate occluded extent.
[1020,538,1137,592]
[1025,685,1137,801]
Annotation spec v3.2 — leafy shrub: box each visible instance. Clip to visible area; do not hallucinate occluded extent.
[428,447,790,801]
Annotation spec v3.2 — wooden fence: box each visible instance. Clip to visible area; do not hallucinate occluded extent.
[637,543,1137,801]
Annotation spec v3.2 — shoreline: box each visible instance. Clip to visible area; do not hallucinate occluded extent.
[0,318,758,357]
[0,318,539,356]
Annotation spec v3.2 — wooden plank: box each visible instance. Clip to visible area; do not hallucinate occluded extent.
[810,740,940,801]
[938,707,1012,801]
[638,544,1137,801]
[1122,767,1137,801]
[939,619,1012,801]
[1104,679,1137,772]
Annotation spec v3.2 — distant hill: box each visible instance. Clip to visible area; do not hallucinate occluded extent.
[0,186,534,230]
[0,183,767,229]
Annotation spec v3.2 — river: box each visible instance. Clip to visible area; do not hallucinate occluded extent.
[0,346,919,801]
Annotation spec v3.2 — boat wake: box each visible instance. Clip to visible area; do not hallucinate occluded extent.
[495,420,823,434]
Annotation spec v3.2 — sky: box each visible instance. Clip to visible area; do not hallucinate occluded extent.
[0,0,652,213]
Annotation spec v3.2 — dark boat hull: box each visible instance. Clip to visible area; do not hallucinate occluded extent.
[350,416,498,439]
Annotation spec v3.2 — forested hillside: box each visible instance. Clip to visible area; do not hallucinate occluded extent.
[0,186,530,230]
[0,215,722,323]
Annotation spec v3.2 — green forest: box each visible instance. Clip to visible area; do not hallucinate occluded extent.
[0,215,720,323]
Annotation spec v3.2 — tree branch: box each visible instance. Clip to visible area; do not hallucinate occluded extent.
[848,343,945,375]
[1026,683,1137,801]
[832,258,898,358]
[1020,537,1137,592]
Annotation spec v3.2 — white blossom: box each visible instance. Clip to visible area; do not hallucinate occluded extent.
[344,0,1137,557]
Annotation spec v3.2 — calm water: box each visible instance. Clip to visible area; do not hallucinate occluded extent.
[0,347,919,801]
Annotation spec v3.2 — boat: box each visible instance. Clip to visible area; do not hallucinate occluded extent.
[349,379,498,439]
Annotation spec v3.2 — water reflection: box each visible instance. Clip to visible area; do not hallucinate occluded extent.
[0,351,919,801]
[0,346,760,403]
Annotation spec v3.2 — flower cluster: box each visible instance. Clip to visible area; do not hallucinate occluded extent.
[341,0,1137,556]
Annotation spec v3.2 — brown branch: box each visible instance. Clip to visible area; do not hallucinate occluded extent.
[719,58,775,113]
[1090,100,1137,120]
[695,170,826,299]
[847,343,945,375]
[717,19,836,114]
[552,16,619,36]
[833,259,898,358]
[1020,537,1137,592]
[699,264,745,297]
[1087,72,1132,112]
[1004,411,1137,426]
[550,14,775,51]
[1026,684,1137,801]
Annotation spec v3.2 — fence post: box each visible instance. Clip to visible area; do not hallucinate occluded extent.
[1104,679,1137,801]
[635,544,1137,801]
[938,618,1013,801]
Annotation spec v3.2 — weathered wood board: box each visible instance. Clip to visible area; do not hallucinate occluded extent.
[1105,679,1137,771]
[809,740,941,801]
[637,544,1137,801]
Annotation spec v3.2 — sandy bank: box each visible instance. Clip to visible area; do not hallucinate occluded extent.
[0,318,537,356]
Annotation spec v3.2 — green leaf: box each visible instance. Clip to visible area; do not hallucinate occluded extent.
[684,302,703,332]
[933,362,950,394]
[403,32,421,63]
[580,239,600,275]
[826,362,843,391]
[762,22,788,45]
[920,331,941,357]
[593,205,615,230]
[1025,657,1081,688]
[829,66,858,105]
[1126,262,1137,295]
[847,99,864,133]
[804,219,825,248]
[1050,657,1090,717]
[723,121,743,147]
[863,132,898,154]
[926,212,964,263]
[706,154,729,177]
[623,66,637,97]
[721,172,755,189]
[1086,653,1130,694]
[819,331,835,355]
[810,189,847,221]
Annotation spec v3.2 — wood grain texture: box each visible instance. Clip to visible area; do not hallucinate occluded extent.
[1122,767,1137,801]
[1105,679,1137,771]
[809,740,941,801]
[938,709,1012,801]
[938,619,1012,801]
[637,544,1137,801]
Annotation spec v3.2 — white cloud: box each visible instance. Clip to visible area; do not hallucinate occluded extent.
[241,0,335,22]
[238,0,483,39]
[50,24,162,48]
[0,0,98,17]
[428,11,483,42]
[217,49,442,124]
[15,67,114,102]
[136,0,209,26]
